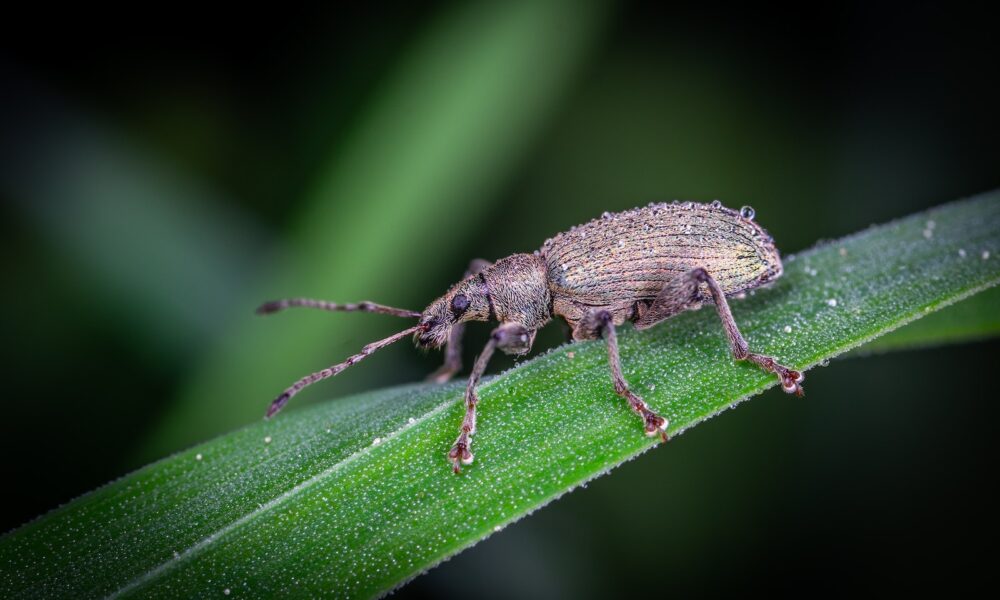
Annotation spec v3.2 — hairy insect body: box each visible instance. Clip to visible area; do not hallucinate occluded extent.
[543,203,781,336]
[481,254,551,332]
[259,200,804,473]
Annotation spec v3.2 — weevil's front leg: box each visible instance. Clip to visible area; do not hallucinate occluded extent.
[579,310,669,441]
[429,258,493,384]
[692,268,804,395]
[448,322,533,473]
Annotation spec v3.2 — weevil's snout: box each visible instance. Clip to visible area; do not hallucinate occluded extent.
[416,298,451,349]
[416,277,492,348]
[416,318,449,349]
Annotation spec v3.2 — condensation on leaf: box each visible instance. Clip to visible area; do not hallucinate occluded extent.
[1,192,999,599]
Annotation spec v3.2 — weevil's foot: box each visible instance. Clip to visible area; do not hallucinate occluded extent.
[642,410,669,441]
[779,368,805,396]
[448,439,474,474]
[747,353,805,397]
[621,389,669,442]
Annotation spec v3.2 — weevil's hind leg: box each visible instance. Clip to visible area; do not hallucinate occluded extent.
[428,259,494,384]
[692,268,804,395]
[579,310,668,441]
[633,270,703,329]
[449,322,533,473]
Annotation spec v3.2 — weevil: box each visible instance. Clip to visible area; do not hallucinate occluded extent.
[258,200,803,473]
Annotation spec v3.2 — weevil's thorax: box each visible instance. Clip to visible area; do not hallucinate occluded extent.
[416,253,551,349]
[482,253,552,330]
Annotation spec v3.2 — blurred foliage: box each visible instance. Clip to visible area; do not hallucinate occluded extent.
[1,1,999,597]
[144,0,610,459]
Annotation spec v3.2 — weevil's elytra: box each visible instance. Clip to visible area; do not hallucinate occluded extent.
[258,200,803,473]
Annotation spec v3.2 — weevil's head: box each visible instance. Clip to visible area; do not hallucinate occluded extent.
[415,275,492,349]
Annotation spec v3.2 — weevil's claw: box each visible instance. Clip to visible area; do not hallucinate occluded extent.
[448,440,473,474]
[643,411,669,440]
[780,369,805,396]
[747,354,805,397]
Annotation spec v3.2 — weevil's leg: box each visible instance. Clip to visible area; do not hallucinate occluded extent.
[448,322,532,473]
[429,258,494,384]
[428,327,467,384]
[579,310,668,441]
[691,268,804,395]
[632,271,702,329]
[256,298,420,318]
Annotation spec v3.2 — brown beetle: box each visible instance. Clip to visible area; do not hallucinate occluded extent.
[258,201,803,473]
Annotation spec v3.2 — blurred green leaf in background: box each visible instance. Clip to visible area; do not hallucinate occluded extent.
[146,0,611,458]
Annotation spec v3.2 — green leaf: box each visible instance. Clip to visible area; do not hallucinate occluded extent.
[854,283,1000,353]
[3,191,998,598]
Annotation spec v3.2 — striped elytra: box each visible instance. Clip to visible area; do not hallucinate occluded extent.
[542,202,781,306]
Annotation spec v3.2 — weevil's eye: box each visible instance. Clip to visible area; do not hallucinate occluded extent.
[450,294,470,315]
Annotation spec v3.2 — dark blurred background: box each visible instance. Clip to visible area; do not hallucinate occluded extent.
[2,1,998,597]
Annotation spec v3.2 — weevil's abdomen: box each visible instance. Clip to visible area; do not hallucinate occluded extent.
[540,202,782,311]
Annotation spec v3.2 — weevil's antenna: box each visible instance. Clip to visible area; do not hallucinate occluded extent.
[265,324,425,418]
[256,297,421,319]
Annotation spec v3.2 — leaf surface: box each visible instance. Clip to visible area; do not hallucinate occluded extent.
[2,191,998,598]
